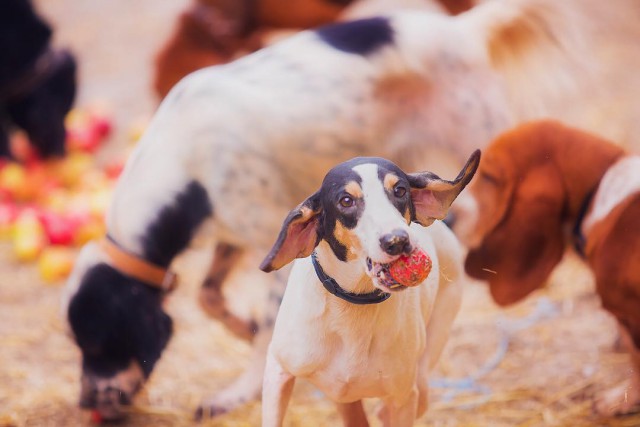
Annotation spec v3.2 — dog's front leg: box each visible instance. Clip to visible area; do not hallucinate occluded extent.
[337,401,369,427]
[594,323,640,416]
[262,350,295,427]
[378,388,419,427]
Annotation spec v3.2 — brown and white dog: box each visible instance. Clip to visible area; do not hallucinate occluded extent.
[260,152,479,427]
[152,0,476,99]
[453,120,640,416]
[63,0,640,420]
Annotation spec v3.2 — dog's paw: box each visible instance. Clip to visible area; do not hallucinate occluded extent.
[593,381,640,417]
[194,403,229,421]
[194,395,249,421]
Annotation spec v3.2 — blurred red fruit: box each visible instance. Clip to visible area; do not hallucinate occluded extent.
[104,160,124,180]
[38,211,77,246]
[10,132,40,163]
[90,410,103,424]
[89,115,112,139]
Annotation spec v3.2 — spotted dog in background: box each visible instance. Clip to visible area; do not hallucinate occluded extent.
[63,0,640,420]
[152,0,476,99]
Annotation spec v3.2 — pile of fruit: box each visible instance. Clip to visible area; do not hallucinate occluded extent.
[1,109,126,283]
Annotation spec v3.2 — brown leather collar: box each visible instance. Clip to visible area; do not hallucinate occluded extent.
[99,238,178,293]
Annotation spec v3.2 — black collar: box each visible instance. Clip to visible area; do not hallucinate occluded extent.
[311,252,391,305]
[572,189,596,258]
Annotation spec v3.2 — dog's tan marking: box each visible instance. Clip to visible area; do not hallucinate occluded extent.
[486,4,555,69]
[383,173,399,191]
[403,207,412,224]
[334,221,359,261]
[344,181,363,199]
[383,173,410,223]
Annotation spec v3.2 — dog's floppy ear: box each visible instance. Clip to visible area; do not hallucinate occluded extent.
[465,165,566,305]
[408,150,481,226]
[260,192,322,272]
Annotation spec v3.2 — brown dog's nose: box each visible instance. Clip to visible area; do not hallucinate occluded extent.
[379,229,411,256]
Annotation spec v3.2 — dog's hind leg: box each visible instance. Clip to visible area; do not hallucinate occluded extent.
[196,325,273,419]
[378,388,419,427]
[337,400,369,427]
[196,247,288,418]
[198,243,258,340]
[262,350,296,427]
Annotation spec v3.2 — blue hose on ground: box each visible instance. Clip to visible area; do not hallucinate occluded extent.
[429,297,559,407]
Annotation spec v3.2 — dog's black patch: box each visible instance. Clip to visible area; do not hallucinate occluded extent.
[377,164,411,222]
[316,158,369,261]
[0,0,77,158]
[318,157,413,261]
[316,17,394,55]
[6,49,77,158]
[0,0,52,83]
[141,180,212,267]
[324,0,356,6]
[68,263,173,378]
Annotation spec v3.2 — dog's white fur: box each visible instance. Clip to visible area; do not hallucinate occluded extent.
[262,163,465,426]
[65,0,640,416]
[582,156,640,236]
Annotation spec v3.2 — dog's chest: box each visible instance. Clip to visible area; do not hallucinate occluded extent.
[274,276,427,403]
[308,320,425,403]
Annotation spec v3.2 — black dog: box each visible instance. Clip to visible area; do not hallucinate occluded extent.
[0,0,77,158]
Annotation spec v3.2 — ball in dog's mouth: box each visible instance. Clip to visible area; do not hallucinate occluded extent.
[366,247,432,291]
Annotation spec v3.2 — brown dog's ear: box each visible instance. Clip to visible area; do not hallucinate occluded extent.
[408,150,481,226]
[260,192,322,272]
[464,166,565,305]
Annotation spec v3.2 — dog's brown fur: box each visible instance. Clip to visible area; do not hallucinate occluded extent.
[460,120,640,416]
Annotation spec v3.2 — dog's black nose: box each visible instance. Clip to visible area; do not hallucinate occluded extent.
[379,229,411,256]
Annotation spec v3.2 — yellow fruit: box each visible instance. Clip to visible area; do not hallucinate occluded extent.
[53,153,94,187]
[0,163,30,201]
[74,218,105,246]
[13,211,45,262]
[38,246,75,283]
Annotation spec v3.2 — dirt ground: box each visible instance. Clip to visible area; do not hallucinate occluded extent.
[2,1,640,427]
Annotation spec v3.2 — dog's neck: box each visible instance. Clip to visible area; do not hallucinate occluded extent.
[554,141,624,222]
[552,140,626,255]
[580,155,640,250]
[313,241,376,295]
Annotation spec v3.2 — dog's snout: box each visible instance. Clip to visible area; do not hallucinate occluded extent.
[379,229,411,256]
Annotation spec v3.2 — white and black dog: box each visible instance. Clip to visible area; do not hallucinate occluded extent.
[62,0,640,419]
[63,14,492,421]
[260,153,478,426]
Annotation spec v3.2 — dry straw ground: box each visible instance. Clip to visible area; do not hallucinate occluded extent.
[2,248,640,427]
[2,1,640,426]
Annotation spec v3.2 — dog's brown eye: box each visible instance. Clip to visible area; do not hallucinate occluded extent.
[339,195,354,208]
[394,186,407,198]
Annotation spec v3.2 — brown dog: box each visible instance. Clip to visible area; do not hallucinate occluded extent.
[453,119,640,416]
